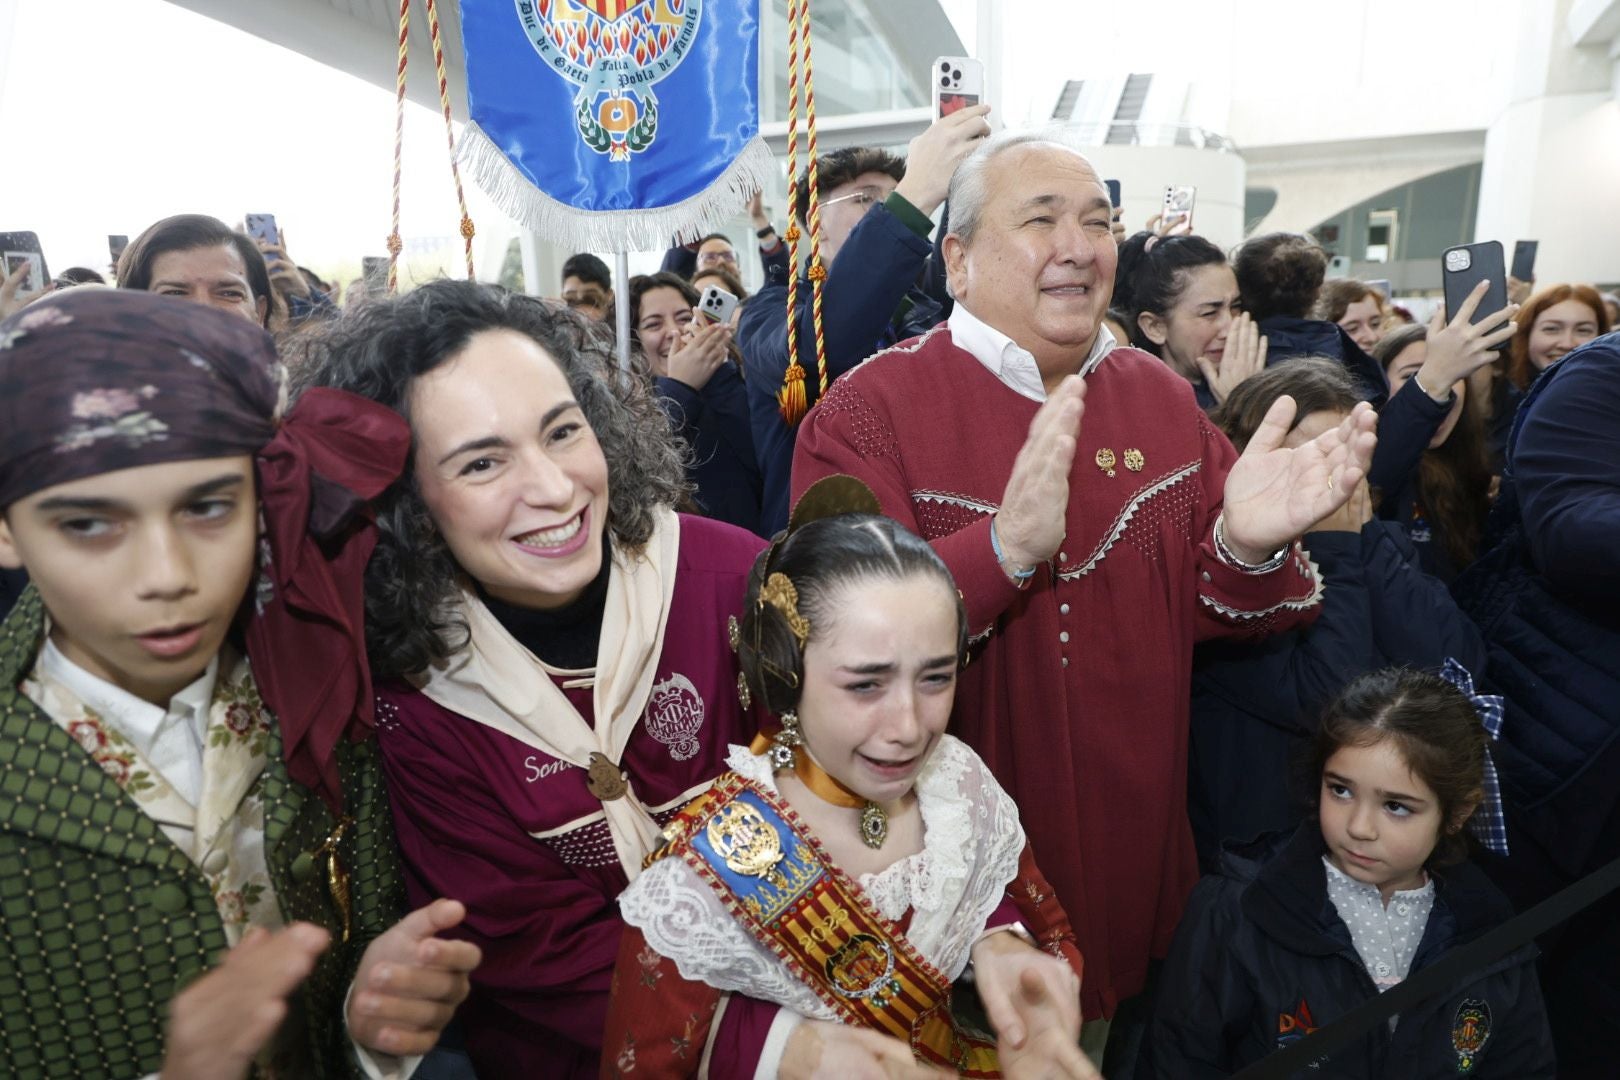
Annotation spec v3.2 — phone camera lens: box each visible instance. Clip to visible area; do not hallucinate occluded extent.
[940,61,951,72]
[940,76,950,87]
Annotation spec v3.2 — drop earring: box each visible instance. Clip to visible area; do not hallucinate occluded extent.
[768,710,803,770]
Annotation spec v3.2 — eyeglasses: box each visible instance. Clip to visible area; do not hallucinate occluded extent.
[821,186,886,214]
[696,249,738,267]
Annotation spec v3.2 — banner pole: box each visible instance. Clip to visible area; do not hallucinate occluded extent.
[614,251,632,374]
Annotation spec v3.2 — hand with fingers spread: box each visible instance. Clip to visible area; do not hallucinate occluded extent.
[971,932,1094,1079]
[347,898,481,1059]
[894,104,992,218]
[779,1020,954,1080]
[1197,312,1268,405]
[1221,397,1379,564]
[994,376,1086,578]
[666,318,733,391]
[159,922,331,1080]
[1413,280,1518,403]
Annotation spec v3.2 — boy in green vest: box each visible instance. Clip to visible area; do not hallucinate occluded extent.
[0,289,478,1079]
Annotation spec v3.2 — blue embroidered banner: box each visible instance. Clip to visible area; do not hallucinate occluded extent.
[458,0,772,252]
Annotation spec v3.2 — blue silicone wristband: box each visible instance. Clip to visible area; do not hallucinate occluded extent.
[990,518,1037,580]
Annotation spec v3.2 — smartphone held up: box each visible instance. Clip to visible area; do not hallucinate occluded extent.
[244,213,281,248]
[932,56,985,120]
[0,232,49,294]
[1161,185,1196,230]
[695,284,739,326]
[1441,240,1510,343]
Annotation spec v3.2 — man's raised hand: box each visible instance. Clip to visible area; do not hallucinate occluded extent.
[995,375,1085,577]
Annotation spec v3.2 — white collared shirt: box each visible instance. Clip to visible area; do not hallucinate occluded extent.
[947,301,1116,404]
[40,636,216,810]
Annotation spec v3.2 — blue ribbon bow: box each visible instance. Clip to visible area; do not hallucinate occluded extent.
[1438,658,1509,857]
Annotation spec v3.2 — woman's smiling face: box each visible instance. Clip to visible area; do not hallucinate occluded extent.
[409,329,610,611]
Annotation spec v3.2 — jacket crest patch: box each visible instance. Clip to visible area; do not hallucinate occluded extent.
[1452,997,1492,1074]
[1276,996,1318,1047]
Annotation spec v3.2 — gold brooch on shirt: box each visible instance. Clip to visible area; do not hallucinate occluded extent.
[1124,448,1145,473]
[586,751,629,802]
[1095,448,1117,477]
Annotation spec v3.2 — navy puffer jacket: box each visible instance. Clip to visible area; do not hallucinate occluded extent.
[1452,334,1620,883]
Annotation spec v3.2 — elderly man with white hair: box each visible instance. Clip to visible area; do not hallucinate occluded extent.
[793,127,1378,1046]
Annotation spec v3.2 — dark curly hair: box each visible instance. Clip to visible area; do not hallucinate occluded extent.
[1308,668,1488,866]
[290,279,687,678]
[1233,232,1327,322]
[736,514,966,716]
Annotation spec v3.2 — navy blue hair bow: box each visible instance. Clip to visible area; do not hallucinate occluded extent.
[1438,658,1508,857]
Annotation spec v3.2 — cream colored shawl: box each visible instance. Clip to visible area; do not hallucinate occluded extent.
[413,508,680,880]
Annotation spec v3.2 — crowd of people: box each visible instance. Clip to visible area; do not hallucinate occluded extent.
[0,103,1617,1080]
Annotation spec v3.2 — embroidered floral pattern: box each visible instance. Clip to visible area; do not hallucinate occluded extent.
[54,708,159,795]
[207,670,273,757]
[212,880,267,931]
[670,1012,704,1061]
[637,944,664,989]
[70,385,158,420]
[615,1035,637,1075]
[0,304,73,350]
[55,383,166,453]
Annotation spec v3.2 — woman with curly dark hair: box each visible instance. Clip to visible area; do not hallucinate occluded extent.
[293,280,768,1078]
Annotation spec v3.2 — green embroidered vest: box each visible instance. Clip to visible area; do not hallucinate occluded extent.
[0,589,406,1079]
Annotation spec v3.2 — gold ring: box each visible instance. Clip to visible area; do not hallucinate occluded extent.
[1327,475,1336,494]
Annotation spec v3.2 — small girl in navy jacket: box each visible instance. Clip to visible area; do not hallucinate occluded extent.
[1139,667,1554,1078]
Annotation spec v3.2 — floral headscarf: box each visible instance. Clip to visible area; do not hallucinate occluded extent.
[0,289,410,812]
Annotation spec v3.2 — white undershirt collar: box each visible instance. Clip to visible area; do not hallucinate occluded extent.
[40,636,217,806]
[947,301,1116,404]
